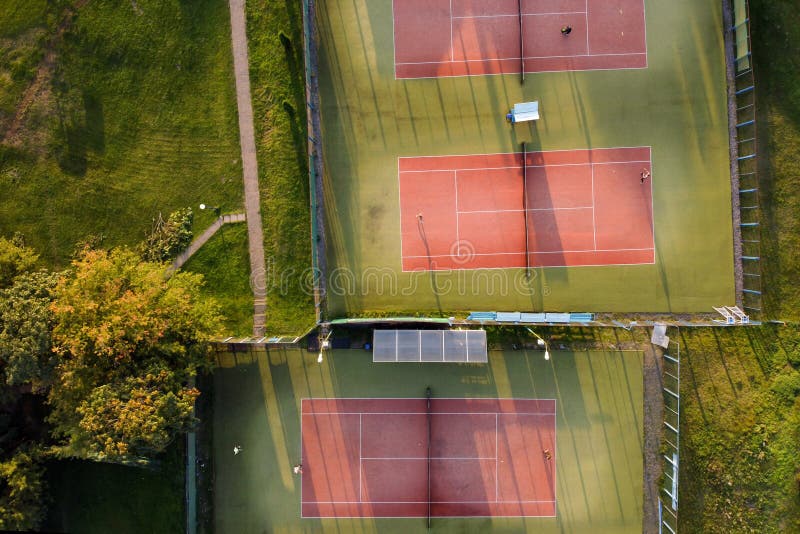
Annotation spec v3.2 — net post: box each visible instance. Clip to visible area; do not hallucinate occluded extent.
[518,0,525,83]
[522,142,530,277]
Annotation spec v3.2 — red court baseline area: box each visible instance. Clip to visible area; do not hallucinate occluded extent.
[393,0,647,78]
[399,147,654,271]
[301,398,557,518]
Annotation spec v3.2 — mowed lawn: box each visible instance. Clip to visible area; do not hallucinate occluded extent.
[246,0,315,335]
[43,443,185,534]
[0,0,242,266]
[183,223,254,337]
[212,348,643,533]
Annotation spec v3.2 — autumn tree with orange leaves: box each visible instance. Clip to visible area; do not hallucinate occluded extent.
[47,247,223,461]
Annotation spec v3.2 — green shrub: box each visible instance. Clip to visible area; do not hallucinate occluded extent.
[139,208,193,263]
[786,344,800,369]
[770,371,800,405]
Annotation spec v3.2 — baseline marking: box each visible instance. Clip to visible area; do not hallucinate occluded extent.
[399,160,651,173]
[359,413,363,503]
[495,413,499,503]
[396,52,648,66]
[403,248,655,259]
[452,11,586,19]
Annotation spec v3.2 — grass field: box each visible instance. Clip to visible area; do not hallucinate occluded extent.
[0,0,242,266]
[246,0,316,335]
[677,1,800,531]
[212,347,643,533]
[316,0,734,315]
[0,0,47,124]
[183,224,253,337]
[679,325,800,532]
[750,0,800,321]
[43,442,184,533]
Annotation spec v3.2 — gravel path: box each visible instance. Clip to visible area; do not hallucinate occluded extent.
[228,0,267,336]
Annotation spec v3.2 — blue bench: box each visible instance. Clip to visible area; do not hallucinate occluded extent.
[569,313,595,323]
[520,313,546,323]
[545,313,570,323]
[496,312,522,323]
[467,311,497,322]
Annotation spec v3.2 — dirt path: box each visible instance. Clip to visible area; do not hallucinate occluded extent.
[1,1,89,144]
[228,0,267,336]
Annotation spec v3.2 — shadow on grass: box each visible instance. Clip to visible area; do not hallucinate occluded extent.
[52,85,105,177]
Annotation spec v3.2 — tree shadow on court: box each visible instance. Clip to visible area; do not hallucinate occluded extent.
[512,122,569,309]
[314,35,365,315]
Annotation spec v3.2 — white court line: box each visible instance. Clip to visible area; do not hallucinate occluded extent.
[402,258,656,272]
[449,0,454,62]
[454,170,460,242]
[299,397,304,518]
[391,0,398,79]
[396,51,647,66]
[458,207,594,214]
[396,157,404,271]
[359,413,363,503]
[302,397,557,401]
[642,0,649,68]
[452,11,586,19]
[303,513,558,519]
[304,411,557,416]
[591,163,597,250]
[399,160,651,173]
[585,0,590,54]
[307,499,556,504]
[403,247,655,259]
[554,400,559,518]
[398,64,646,80]
[399,146,651,159]
[362,457,497,461]
[495,413,499,502]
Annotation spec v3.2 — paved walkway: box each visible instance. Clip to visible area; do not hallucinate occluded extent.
[171,213,246,271]
[228,0,268,336]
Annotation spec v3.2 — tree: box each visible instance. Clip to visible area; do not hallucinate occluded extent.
[0,271,62,391]
[75,367,198,458]
[0,235,38,289]
[0,449,46,531]
[48,247,222,460]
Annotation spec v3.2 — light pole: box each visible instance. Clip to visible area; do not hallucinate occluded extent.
[199,203,221,218]
[317,328,332,364]
[525,328,550,360]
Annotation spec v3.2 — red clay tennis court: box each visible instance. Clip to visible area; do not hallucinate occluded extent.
[399,146,654,271]
[301,398,556,518]
[393,0,647,78]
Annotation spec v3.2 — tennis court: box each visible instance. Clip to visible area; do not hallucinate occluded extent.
[211,349,644,534]
[301,398,556,518]
[393,0,647,78]
[319,0,734,314]
[399,147,653,270]
[212,348,643,532]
